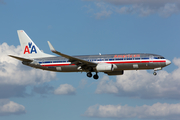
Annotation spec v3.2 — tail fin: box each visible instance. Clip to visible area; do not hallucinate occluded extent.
[17,30,54,58]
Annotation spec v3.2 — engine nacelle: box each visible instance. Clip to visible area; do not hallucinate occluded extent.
[105,70,124,76]
[96,63,115,72]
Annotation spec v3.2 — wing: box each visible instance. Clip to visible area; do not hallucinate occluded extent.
[47,41,97,67]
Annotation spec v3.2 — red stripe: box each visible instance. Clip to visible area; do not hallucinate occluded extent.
[41,60,166,67]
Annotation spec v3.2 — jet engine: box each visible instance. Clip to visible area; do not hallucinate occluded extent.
[96,63,116,72]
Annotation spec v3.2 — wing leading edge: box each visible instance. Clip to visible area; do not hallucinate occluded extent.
[47,41,97,66]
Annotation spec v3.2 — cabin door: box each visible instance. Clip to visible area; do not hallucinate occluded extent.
[149,55,153,63]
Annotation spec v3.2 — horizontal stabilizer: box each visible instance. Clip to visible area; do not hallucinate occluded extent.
[8,55,33,62]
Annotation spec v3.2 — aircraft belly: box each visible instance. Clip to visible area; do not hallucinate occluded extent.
[148,62,166,68]
[115,62,166,70]
[27,64,57,71]
[28,64,79,72]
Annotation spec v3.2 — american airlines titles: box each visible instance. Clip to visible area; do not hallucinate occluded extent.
[113,54,140,58]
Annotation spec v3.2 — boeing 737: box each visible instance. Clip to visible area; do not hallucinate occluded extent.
[9,30,171,79]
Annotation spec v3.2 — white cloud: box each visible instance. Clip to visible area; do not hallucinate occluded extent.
[95,10,112,19]
[84,0,180,18]
[0,42,56,98]
[93,0,180,5]
[78,79,88,89]
[94,2,113,19]
[84,103,180,119]
[54,84,76,95]
[158,3,179,17]
[96,57,180,99]
[0,99,25,116]
[116,4,156,16]
[0,42,56,85]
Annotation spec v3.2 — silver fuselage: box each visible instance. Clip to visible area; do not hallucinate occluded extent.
[24,53,170,73]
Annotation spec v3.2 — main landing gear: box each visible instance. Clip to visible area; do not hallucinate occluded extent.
[87,72,92,77]
[93,73,99,80]
[87,72,99,80]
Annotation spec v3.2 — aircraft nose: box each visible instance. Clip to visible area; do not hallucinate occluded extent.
[166,59,171,66]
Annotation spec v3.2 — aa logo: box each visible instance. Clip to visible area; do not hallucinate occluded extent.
[24,42,37,54]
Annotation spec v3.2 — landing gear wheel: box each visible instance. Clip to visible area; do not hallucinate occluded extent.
[153,72,157,76]
[87,72,92,78]
[93,74,99,80]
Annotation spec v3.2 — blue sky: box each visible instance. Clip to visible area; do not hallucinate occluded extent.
[0,0,180,120]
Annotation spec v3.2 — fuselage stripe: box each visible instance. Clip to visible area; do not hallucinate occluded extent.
[40,60,166,67]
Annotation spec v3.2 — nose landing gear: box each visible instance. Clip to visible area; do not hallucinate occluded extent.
[153,71,157,76]
[153,67,162,76]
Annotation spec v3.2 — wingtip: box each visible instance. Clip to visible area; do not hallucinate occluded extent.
[17,30,24,33]
[47,41,56,52]
[8,54,12,57]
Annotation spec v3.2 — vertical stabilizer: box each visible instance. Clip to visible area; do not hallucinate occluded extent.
[17,30,54,58]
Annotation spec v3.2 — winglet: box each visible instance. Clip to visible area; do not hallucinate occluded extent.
[47,41,56,52]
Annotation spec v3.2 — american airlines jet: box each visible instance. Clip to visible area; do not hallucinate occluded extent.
[9,30,171,79]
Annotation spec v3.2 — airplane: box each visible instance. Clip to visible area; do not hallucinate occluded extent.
[9,30,171,80]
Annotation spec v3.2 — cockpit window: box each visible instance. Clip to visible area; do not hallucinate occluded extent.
[160,57,165,59]
[154,57,165,59]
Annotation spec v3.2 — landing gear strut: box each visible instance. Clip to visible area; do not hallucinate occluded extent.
[153,67,161,76]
